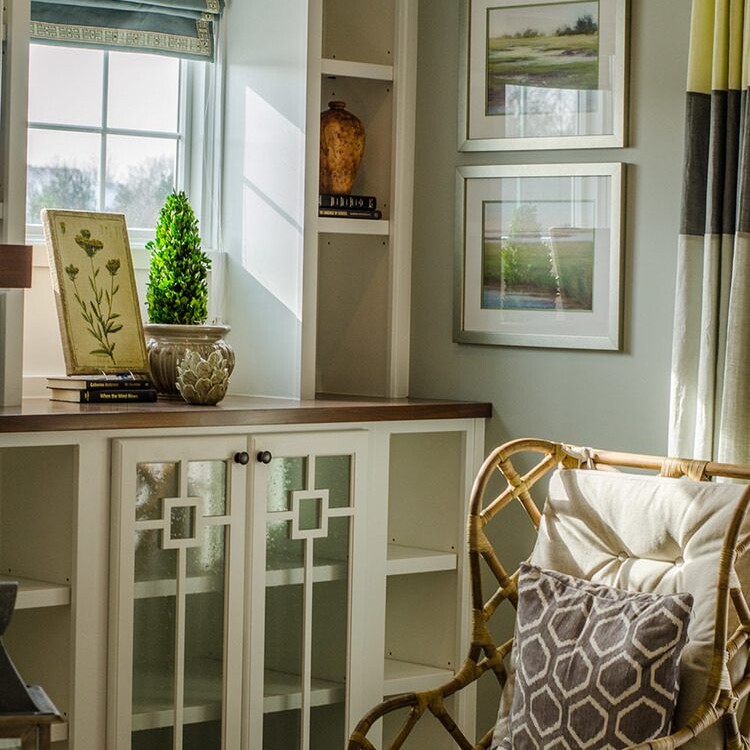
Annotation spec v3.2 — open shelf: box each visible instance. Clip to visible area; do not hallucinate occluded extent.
[386,545,457,576]
[0,574,70,609]
[383,658,454,696]
[321,58,393,81]
[266,557,347,587]
[264,669,345,713]
[318,217,390,236]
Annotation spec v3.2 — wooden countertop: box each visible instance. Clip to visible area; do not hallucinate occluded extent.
[0,395,492,433]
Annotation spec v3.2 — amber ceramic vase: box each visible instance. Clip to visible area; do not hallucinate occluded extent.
[319,101,366,195]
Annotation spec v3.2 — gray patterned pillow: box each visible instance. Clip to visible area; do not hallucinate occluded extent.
[496,564,693,750]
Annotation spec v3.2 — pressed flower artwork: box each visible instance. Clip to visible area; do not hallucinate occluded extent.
[43,210,149,375]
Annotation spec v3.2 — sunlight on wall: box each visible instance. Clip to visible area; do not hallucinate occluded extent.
[242,87,304,321]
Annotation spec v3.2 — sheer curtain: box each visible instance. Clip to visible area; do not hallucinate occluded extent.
[669,0,750,464]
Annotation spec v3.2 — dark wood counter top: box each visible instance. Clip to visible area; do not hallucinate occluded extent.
[0,395,492,433]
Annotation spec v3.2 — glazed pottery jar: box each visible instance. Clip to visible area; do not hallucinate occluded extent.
[319,101,366,195]
[143,323,234,398]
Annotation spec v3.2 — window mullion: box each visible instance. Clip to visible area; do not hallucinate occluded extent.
[99,50,109,212]
[178,59,190,194]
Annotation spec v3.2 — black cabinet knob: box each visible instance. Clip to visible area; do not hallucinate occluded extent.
[234,452,250,465]
[257,450,273,464]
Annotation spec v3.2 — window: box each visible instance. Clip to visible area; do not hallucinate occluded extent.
[26,44,201,245]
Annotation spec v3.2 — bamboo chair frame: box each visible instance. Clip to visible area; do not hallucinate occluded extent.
[347,438,750,750]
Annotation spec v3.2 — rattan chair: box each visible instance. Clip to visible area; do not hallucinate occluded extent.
[348,438,750,750]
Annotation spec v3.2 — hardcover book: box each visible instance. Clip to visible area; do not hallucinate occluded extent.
[319,194,377,210]
[318,207,382,220]
[48,387,158,403]
[46,375,153,390]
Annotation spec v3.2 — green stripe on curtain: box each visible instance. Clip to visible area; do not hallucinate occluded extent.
[30,0,222,60]
[670,0,750,464]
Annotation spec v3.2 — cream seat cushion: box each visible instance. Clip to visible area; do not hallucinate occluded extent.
[492,468,750,750]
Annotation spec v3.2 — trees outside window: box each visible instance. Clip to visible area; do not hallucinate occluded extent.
[26,45,192,239]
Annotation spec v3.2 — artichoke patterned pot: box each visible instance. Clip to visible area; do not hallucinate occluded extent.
[177,349,229,405]
[143,323,234,398]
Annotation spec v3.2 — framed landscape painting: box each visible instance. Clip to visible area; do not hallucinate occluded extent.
[459,0,628,150]
[454,163,623,349]
[43,209,149,375]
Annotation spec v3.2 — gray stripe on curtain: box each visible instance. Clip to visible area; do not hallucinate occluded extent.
[682,90,743,236]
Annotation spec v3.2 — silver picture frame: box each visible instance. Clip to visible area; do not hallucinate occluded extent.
[455,163,624,349]
[459,0,629,151]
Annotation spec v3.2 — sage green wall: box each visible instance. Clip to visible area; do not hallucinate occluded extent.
[409,0,691,733]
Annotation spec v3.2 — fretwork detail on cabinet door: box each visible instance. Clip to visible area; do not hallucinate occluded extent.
[246,431,370,750]
[110,436,248,750]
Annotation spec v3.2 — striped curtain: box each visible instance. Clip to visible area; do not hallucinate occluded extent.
[30,0,222,60]
[669,0,750,464]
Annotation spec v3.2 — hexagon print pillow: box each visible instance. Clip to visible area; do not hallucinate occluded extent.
[500,563,693,749]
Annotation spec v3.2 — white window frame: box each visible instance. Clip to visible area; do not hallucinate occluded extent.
[25,44,195,253]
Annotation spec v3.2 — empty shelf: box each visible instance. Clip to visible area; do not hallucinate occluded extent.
[383,658,453,695]
[386,545,457,576]
[0,575,70,609]
[321,58,394,81]
[264,669,345,713]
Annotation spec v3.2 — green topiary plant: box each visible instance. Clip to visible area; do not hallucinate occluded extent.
[145,191,211,325]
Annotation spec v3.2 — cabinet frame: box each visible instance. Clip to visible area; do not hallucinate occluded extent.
[244,429,371,750]
[300,0,419,400]
[109,435,248,750]
[0,408,486,750]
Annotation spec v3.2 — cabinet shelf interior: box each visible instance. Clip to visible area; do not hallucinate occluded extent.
[264,669,345,714]
[321,58,394,82]
[0,574,71,609]
[132,657,223,731]
[385,544,457,576]
[383,658,454,696]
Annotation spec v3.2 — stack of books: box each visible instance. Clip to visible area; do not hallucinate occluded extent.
[47,374,157,403]
[318,193,382,220]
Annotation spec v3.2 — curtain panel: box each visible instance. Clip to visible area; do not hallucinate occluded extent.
[29,0,222,60]
[669,0,750,463]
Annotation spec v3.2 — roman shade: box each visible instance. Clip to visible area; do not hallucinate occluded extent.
[29,0,222,60]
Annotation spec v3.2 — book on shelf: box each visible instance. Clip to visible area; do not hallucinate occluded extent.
[319,193,377,210]
[318,207,383,220]
[48,387,158,403]
[46,374,153,391]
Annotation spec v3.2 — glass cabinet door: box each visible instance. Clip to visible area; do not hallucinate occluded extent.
[111,437,247,750]
[248,432,368,750]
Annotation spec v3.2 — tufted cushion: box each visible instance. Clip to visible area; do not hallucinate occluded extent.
[492,468,750,750]
[496,564,692,750]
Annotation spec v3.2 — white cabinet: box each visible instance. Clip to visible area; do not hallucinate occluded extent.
[0,399,488,750]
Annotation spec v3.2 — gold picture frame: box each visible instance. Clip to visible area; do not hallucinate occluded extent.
[42,209,149,375]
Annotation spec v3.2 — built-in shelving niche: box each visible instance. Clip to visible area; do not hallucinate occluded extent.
[0,445,76,746]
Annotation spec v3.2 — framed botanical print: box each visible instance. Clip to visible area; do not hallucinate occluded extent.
[455,163,624,349]
[459,0,628,150]
[43,209,149,375]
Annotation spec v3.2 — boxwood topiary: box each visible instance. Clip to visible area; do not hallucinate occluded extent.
[145,191,211,325]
